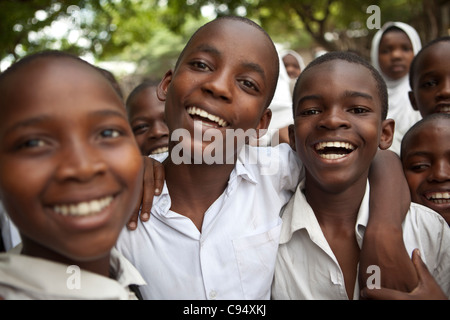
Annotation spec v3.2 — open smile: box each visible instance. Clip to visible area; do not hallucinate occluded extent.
[52,195,114,217]
[435,104,450,114]
[186,106,229,128]
[314,141,356,160]
[150,146,169,155]
[424,191,450,205]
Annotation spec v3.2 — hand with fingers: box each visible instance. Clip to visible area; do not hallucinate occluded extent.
[127,156,164,230]
[361,249,448,300]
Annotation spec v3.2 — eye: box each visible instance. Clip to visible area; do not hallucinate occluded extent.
[349,106,370,114]
[132,123,149,135]
[409,163,430,172]
[100,128,121,138]
[18,138,47,149]
[239,79,259,92]
[190,61,211,71]
[299,108,321,116]
[421,79,438,88]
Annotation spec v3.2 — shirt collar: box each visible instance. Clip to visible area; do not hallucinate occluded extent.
[0,247,146,299]
[279,178,370,246]
[153,148,259,215]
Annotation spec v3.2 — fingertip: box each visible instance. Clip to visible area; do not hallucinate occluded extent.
[141,212,150,221]
[127,221,137,230]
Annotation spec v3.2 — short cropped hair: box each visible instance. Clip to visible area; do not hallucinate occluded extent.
[409,36,450,89]
[400,113,450,159]
[293,51,388,120]
[173,15,279,108]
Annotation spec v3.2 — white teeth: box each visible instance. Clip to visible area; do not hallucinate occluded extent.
[53,196,113,216]
[151,146,168,155]
[319,154,347,160]
[315,141,356,151]
[427,192,450,202]
[438,106,450,113]
[314,141,356,160]
[186,106,228,127]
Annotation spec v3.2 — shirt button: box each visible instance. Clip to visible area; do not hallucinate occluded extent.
[209,290,217,300]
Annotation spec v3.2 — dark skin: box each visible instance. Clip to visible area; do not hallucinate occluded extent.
[408,41,450,118]
[0,56,144,278]
[361,249,447,300]
[157,19,274,231]
[290,59,396,298]
[130,18,417,293]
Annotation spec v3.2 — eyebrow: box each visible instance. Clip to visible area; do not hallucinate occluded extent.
[343,90,374,100]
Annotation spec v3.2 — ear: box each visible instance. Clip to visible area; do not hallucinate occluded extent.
[408,91,419,111]
[379,119,395,150]
[255,108,272,138]
[157,70,173,102]
[288,124,296,151]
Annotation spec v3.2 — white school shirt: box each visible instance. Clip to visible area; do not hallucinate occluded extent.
[0,246,146,300]
[272,179,450,300]
[116,144,302,300]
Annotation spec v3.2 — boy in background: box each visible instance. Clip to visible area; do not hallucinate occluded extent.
[401,113,450,225]
[408,36,450,118]
[126,81,169,159]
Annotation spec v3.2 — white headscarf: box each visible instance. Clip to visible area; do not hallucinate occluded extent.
[370,21,422,155]
[280,50,306,94]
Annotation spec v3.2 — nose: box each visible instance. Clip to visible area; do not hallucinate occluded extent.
[202,71,232,102]
[148,120,169,140]
[436,76,450,101]
[427,159,450,183]
[55,140,107,182]
[318,108,351,130]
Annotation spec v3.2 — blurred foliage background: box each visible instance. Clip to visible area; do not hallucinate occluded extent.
[1,0,449,97]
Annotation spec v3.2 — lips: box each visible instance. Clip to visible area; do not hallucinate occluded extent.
[186,106,229,128]
[314,141,356,160]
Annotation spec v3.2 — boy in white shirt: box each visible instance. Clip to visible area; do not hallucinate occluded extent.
[117,16,420,300]
[272,51,449,300]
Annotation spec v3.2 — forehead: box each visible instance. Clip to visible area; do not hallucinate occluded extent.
[380,29,411,45]
[184,19,278,80]
[1,57,119,104]
[414,42,450,74]
[404,119,450,154]
[299,60,378,94]
[0,57,124,125]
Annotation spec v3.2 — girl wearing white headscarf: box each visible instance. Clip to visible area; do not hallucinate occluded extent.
[281,50,306,95]
[371,22,422,155]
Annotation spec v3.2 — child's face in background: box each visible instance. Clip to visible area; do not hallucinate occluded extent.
[127,86,169,156]
[0,57,143,261]
[158,19,277,162]
[283,54,301,79]
[291,60,393,192]
[378,30,414,80]
[402,119,450,224]
[409,42,450,118]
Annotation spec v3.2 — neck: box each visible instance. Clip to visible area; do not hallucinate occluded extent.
[21,238,111,278]
[164,158,235,231]
[304,172,368,227]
